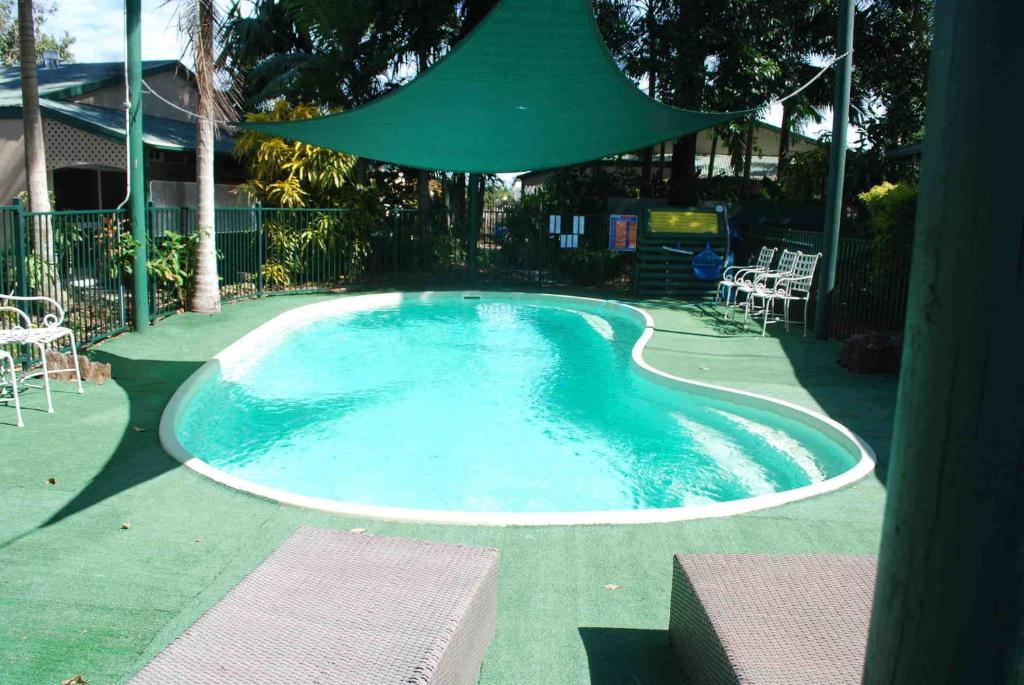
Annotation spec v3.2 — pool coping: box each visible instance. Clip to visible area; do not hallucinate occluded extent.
[158,291,876,526]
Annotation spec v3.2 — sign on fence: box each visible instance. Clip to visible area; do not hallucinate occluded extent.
[608,214,638,252]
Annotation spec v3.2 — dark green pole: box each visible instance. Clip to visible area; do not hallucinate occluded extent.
[467,172,480,283]
[127,0,149,331]
[862,1,1023,682]
[813,0,854,340]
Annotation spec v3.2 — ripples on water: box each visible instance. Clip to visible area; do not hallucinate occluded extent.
[176,299,856,512]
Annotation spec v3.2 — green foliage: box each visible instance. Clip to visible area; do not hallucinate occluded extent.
[539,164,640,214]
[0,0,75,66]
[556,248,628,287]
[261,209,373,288]
[96,217,141,280]
[235,102,359,208]
[859,182,918,246]
[148,231,201,309]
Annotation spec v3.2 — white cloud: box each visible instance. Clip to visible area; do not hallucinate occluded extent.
[46,0,186,64]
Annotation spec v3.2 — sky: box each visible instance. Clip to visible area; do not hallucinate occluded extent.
[47,0,186,64]
[46,0,847,181]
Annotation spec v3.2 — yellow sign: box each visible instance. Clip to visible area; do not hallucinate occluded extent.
[649,209,720,235]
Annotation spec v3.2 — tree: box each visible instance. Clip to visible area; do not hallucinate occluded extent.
[0,0,74,66]
[234,101,357,208]
[17,0,60,299]
[168,0,236,314]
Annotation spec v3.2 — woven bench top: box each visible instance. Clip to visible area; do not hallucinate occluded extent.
[672,553,877,684]
[128,526,499,684]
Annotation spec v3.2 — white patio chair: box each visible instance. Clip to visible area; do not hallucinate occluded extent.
[716,246,778,313]
[743,252,822,337]
[0,294,83,413]
[0,349,23,427]
[730,249,799,320]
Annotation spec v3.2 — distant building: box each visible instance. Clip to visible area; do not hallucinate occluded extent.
[514,122,822,196]
[0,59,245,209]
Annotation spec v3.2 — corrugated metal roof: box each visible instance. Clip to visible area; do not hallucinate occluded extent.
[0,60,178,103]
[37,99,235,154]
[0,60,233,154]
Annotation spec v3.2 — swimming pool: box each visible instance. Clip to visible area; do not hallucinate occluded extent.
[160,292,874,524]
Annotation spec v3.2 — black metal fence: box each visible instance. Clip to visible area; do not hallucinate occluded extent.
[2,204,635,360]
[1,202,910,361]
[746,227,913,339]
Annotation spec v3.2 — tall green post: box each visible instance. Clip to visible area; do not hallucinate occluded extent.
[862,1,1023,682]
[813,0,854,340]
[127,0,149,331]
[467,172,481,283]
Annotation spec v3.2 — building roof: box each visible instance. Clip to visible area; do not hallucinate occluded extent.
[0,60,179,103]
[0,60,233,154]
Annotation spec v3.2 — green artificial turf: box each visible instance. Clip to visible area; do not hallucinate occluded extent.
[0,293,895,684]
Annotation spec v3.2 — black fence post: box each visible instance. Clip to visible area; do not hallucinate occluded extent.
[255,203,264,297]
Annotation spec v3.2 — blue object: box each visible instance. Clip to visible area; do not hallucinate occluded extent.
[693,242,724,281]
[172,295,857,514]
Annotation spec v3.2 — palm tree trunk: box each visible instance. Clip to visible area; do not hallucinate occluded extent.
[415,50,432,235]
[742,117,755,197]
[777,101,793,182]
[707,132,718,193]
[189,0,220,313]
[668,134,698,206]
[18,0,61,300]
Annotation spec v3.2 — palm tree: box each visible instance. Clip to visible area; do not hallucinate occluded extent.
[167,0,235,314]
[17,0,59,298]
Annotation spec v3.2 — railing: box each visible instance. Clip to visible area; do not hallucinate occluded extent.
[390,207,631,288]
[5,205,914,362]
[747,227,912,339]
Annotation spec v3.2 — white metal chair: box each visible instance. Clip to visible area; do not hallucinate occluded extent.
[730,249,799,320]
[0,294,83,413]
[743,252,822,336]
[0,349,23,427]
[716,246,777,313]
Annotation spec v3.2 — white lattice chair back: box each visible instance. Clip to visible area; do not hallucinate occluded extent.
[775,249,799,274]
[754,246,777,271]
[788,252,822,294]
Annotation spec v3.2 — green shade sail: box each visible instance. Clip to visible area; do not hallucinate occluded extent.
[240,0,748,173]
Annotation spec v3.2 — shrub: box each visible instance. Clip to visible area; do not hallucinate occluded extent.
[858,181,918,246]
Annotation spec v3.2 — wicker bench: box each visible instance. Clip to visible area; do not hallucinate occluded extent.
[129,526,499,684]
[669,553,876,684]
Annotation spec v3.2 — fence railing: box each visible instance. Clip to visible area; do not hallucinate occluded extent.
[3,205,910,364]
[747,227,912,339]
[2,204,634,360]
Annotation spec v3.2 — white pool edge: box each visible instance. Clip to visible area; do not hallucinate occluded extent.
[159,291,876,527]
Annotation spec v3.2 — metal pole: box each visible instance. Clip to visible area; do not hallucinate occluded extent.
[862,1,1023,681]
[127,0,149,331]
[467,172,480,283]
[813,0,854,340]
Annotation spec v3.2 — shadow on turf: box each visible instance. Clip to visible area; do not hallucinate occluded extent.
[0,350,201,549]
[578,627,681,685]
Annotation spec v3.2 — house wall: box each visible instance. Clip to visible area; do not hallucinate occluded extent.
[69,69,197,124]
[0,119,26,202]
[0,118,126,204]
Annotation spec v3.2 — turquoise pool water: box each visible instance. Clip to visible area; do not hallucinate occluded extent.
[175,296,858,513]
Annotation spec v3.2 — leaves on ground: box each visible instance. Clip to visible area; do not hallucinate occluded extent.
[194,536,205,543]
[348,528,367,534]
[61,676,87,685]
[131,426,147,433]
[602,584,623,591]
[46,477,56,485]
[120,522,131,530]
